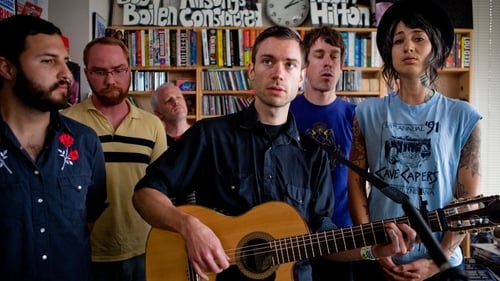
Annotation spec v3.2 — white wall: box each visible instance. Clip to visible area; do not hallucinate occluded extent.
[48,0,110,98]
[472,1,500,196]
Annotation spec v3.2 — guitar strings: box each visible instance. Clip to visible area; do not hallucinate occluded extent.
[219,215,439,263]
[223,199,485,262]
[182,198,491,278]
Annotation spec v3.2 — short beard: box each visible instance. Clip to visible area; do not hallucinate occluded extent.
[92,86,128,106]
[14,68,70,112]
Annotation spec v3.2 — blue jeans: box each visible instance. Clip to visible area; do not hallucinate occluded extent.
[91,254,145,281]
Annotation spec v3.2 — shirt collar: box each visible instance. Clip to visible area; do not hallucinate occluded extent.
[83,96,142,119]
[0,110,74,143]
[237,102,302,147]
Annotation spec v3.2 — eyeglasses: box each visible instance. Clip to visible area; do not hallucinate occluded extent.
[88,67,129,78]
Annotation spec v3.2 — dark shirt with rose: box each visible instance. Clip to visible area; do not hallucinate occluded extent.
[0,111,107,281]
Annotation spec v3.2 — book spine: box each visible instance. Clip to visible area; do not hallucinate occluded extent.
[243,29,251,66]
[190,29,197,66]
[461,35,470,68]
[370,31,382,67]
[165,29,170,66]
[135,30,142,67]
[208,29,217,65]
[140,30,146,67]
[158,29,166,66]
[169,29,177,66]
[216,29,224,67]
[225,29,232,67]
[153,29,160,66]
[129,31,137,67]
[230,29,240,66]
[454,33,461,68]
[348,32,356,67]
[178,29,188,66]
[238,29,244,66]
[340,32,349,66]
[201,29,210,66]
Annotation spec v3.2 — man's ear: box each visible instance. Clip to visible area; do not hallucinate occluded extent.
[247,63,255,81]
[154,110,162,119]
[0,57,16,81]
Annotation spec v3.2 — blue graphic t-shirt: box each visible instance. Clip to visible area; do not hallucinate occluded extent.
[356,91,481,266]
[291,94,356,227]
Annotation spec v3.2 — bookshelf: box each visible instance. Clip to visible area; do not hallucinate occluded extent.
[434,28,473,102]
[105,26,473,120]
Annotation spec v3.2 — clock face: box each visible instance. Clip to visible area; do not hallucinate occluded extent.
[266,0,310,27]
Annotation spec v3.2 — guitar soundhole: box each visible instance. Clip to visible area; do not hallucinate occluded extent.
[234,231,278,280]
[216,265,276,281]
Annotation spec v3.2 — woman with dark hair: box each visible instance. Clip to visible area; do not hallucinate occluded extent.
[348,0,482,280]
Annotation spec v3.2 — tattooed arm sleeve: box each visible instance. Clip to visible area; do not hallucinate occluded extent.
[348,116,371,224]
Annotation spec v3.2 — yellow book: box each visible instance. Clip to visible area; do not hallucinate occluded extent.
[216,29,224,67]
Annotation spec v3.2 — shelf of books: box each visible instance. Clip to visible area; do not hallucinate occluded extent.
[436,28,472,102]
[106,26,472,120]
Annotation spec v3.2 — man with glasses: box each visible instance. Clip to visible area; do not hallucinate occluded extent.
[62,37,167,281]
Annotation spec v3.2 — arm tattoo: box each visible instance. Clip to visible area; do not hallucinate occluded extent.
[458,126,481,177]
[455,125,481,198]
[350,117,367,162]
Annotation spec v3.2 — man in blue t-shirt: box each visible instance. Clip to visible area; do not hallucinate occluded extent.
[290,25,357,281]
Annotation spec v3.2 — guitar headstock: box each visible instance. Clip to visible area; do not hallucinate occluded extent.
[442,195,500,232]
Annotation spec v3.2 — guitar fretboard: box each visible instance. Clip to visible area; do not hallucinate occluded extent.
[269,210,443,265]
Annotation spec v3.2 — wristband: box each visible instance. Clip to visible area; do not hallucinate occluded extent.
[360,245,377,260]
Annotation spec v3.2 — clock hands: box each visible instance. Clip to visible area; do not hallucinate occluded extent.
[284,0,301,9]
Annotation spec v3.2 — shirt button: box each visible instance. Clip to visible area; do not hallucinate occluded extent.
[230,185,236,190]
[77,185,82,190]
[34,170,40,175]
[37,198,43,203]
[42,255,47,260]
[40,228,46,233]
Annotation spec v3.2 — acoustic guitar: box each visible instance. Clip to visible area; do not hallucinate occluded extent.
[145,195,499,281]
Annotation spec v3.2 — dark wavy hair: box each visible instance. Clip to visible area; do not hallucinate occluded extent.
[379,13,448,89]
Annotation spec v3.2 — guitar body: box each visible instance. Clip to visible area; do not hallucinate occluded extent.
[145,195,500,281]
[145,201,310,281]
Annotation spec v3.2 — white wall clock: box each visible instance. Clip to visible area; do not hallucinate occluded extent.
[266,0,310,27]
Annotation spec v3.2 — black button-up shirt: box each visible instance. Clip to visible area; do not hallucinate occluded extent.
[0,111,107,281]
[136,103,335,281]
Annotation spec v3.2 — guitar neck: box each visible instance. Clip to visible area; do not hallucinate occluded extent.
[271,209,444,264]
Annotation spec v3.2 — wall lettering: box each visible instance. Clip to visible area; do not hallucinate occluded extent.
[310,0,370,27]
[118,0,262,27]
